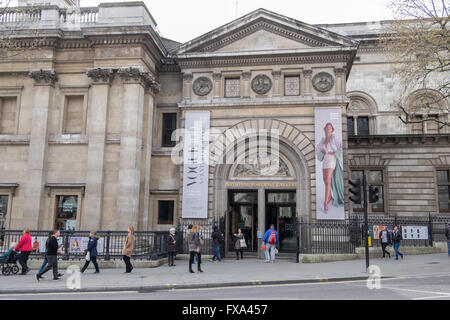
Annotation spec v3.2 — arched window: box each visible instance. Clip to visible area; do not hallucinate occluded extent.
[346,91,378,136]
[405,89,448,134]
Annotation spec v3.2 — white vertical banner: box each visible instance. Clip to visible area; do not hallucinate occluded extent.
[315,107,345,220]
[181,111,210,219]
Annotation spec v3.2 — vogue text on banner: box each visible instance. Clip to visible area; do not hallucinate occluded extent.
[181,111,210,219]
[314,108,345,220]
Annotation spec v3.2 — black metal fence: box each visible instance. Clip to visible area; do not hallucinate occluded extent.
[298,215,450,255]
[0,230,169,260]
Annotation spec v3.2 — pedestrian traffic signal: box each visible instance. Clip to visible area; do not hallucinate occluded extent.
[349,179,362,204]
[369,185,379,203]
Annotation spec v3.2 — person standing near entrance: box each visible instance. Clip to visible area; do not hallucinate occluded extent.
[379,226,391,258]
[392,226,403,260]
[262,224,278,263]
[211,226,222,262]
[122,225,134,273]
[81,231,100,274]
[188,224,203,273]
[233,228,246,260]
[36,230,62,281]
[15,228,32,275]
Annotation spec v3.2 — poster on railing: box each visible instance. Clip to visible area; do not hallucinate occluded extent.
[181,111,210,219]
[35,236,63,253]
[401,226,428,240]
[314,108,345,220]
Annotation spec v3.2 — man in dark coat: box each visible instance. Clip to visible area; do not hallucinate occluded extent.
[167,228,177,266]
[36,230,61,281]
[211,226,222,262]
[392,225,404,260]
[445,223,450,257]
[379,226,391,258]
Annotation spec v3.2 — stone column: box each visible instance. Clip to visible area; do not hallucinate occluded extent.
[272,70,282,97]
[115,67,148,230]
[182,73,193,101]
[212,72,222,99]
[334,68,347,95]
[302,70,312,96]
[242,71,251,98]
[82,68,115,230]
[257,188,265,259]
[23,69,58,229]
[141,79,160,229]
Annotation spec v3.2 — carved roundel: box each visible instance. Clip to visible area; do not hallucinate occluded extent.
[251,74,272,95]
[193,77,213,96]
[312,72,334,93]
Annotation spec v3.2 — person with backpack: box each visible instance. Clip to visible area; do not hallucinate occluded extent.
[81,231,100,274]
[262,224,278,263]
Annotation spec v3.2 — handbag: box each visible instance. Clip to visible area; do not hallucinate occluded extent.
[239,238,247,248]
[85,251,90,261]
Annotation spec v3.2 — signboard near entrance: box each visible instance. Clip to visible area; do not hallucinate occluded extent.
[314,108,345,220]
[181,111,210,219]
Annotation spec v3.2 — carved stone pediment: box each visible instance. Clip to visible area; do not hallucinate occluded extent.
[232,157,292,178]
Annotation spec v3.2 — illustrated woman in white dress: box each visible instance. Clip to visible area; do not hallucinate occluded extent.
[316,122,345,213]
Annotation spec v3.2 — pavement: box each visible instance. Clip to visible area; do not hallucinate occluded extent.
[0,253,448,294]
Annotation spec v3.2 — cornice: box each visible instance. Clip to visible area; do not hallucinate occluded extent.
[348,134,450,148]
[177,52,351,69]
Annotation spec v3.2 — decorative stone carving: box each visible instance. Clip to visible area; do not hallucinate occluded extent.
[182,73,193,81]
[251,74,272,94]
[312,72,334,92]
[272,70,282,77]
[86,68,115,84]
[212,72,222,81]
[302,69,313,78]
[193,76,213,96]
[241,72,252,80]
[334,68,347,77]
[28,69,58,86]
[234,157,291,177]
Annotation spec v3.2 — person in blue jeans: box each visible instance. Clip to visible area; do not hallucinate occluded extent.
[211,226,222,262]
[392,225,403,260]
[81,231,100,274]
[262,224,279,263]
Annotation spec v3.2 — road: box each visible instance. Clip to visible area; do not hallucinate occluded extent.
[1,274,449,300]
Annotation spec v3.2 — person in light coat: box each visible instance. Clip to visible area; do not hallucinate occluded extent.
[122,225,134,273]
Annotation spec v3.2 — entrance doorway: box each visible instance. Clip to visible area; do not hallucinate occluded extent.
[228,191,258,251]
[266,191,297,252]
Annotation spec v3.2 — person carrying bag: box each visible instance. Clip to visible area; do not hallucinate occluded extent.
[233,228,246,260]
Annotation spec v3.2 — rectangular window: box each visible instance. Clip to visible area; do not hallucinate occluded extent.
[225,78,240,98]
[0,97,17,134]
[64,95,84,134]
[347,117,355,136]
[162,113,177,147]
[158,200,174,224]
[437,170,450,212]
[0,195,8,230]
[55,195,78,230]
[284,76,300,96]
[357,117,369,135]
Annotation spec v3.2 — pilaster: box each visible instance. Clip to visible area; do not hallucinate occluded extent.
[242,71,251,99]
[23,69,57,229]
[272,70,282,97]
[182,73,193,101]
[82,67,115,230]
[212,72,222,99]
[302,70,312,96]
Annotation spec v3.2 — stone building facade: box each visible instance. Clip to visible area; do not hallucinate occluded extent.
[0,2,448,252]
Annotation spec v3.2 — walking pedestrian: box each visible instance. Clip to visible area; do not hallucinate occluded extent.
[81,231,100,274]
[233,228,246,260]
[211,226,222,262]
[445,223,450,257]
[392,225,404,260]
[262,224,278,263]
[15,228,32,275]
[122,225,134,273]
[167,228,177,267]
[188,224,203,273]
[36,230,62,281]
[37,232,53,276]
[379,226,391,258]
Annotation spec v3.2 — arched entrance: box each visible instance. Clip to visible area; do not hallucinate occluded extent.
[211,119,313,257]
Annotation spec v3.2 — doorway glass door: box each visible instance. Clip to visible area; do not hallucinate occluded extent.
[229,191,257,251]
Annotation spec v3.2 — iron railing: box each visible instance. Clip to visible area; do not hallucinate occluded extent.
[0,230,168,260]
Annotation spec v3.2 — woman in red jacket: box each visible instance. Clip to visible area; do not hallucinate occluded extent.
[15,228,32,275]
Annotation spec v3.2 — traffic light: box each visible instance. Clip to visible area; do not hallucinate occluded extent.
[369,185,379,203]
[349,179,362,204]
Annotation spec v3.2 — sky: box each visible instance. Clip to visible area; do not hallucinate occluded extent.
[78,0,395,43]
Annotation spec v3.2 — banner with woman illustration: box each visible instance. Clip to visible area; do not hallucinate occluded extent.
[315,108,345,220]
